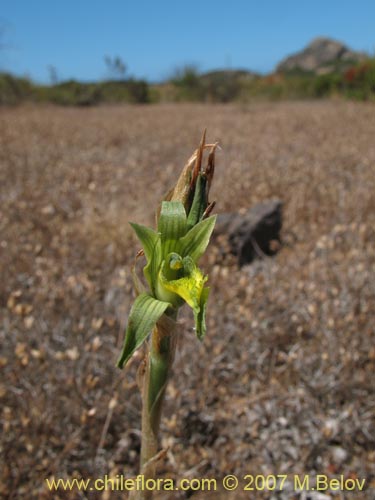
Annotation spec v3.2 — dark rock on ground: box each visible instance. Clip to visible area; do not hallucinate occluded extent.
[214,199,283,267]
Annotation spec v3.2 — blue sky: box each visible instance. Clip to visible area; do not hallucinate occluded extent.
[1,0,374,83]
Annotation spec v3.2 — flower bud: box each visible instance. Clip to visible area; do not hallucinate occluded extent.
[165,130,217,226]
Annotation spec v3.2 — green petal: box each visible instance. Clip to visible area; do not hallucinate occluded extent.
[160,258,210,340]
[179,215,217,262]
[117,293,170,369]
[158,201,187,256]
[160,257,207,311]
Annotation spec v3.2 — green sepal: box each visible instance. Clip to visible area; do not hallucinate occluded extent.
[194,286,210,340]
[158,201,187,257]
[117,293,171,369]
[179,215,217,262]
[129,222,161,292]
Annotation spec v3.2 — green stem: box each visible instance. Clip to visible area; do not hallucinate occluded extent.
[136,311,177,500]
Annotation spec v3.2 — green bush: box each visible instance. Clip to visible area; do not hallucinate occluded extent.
[310,73,342,97]
[170,66,205,101]
[0,73,34,105]
[342,60,375,100]
[200,71,245,102]
[44,80,102,106]
[2,57,375,106]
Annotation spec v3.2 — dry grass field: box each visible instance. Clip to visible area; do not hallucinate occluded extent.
[1,101,374,499]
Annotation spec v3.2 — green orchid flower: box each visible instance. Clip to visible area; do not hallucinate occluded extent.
[117,200,216,369]
[117,134,217,370]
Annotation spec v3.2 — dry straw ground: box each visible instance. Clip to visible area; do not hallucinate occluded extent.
[1,101,374,499]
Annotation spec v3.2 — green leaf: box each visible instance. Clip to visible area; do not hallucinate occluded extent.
[179,215,216,262]
[130,222,161,291]
[158,201,187,256]
[117,293,170,369]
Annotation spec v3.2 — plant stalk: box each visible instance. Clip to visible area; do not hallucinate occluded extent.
[135,311,177,500]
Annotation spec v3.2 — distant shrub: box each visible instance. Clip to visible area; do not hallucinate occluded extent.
[99,79,149,104]
[43,80,102,106]
[1,57,375,106]
[311,73,342,97]
[342,60,375,100]
[125,79,149,103]
[240,75,286,101]
[202,71,255,102]
[0,73,34,105]
[170,65,205,101]
[168,67,257,103]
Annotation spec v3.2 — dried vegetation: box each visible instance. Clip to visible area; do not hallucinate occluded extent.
[0,101,374,499]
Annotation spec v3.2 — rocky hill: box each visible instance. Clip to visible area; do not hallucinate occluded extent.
[276,37,367,74]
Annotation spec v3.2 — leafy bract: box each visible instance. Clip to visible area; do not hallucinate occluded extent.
[130,222,159,261]
[117,293,170,369]
[130,222,161,292]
